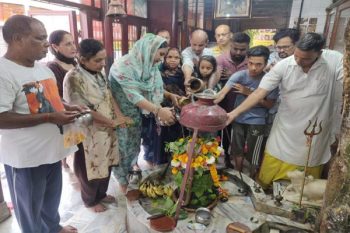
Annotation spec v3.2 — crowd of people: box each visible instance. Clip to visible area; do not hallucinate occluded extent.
[0,14,343,233]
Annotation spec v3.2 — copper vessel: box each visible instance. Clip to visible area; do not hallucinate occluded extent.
[188,78,205,93]
[179,90,227,132]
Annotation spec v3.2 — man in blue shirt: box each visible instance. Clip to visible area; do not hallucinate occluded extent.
[215,46,278,177]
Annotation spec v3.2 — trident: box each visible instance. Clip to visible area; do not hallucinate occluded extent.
[298,118,322,208]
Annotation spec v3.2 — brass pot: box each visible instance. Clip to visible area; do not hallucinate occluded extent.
[188,78,205,93]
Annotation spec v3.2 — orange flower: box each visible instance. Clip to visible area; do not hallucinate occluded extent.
[168,137,223,176]
[209,146,217,153]
[172,167,179,175]
[220,175,228,181]
[178,153,188,164]
[209,164,220,187]
[201,146,209,155]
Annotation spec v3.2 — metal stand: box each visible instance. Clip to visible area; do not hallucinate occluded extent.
[174,129,198,225]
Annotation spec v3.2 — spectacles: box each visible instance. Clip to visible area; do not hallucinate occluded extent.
[276,45,293,51]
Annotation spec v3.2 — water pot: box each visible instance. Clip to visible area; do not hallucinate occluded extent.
[179,89,227,132]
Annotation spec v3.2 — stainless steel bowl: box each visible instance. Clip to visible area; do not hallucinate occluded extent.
[195,207,211,226]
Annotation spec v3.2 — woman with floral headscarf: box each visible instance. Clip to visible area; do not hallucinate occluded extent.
[109,34,177,193]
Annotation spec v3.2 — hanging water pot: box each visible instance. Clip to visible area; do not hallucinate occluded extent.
[179,89,227,132]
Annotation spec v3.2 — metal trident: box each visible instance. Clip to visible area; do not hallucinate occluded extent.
[299,118,323,207]
[304,118,323,146]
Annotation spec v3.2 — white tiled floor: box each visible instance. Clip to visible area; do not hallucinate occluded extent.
[0,146,235,233]
[0,153,152,233]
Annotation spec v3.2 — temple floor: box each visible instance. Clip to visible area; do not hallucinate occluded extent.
[0,153,154,233]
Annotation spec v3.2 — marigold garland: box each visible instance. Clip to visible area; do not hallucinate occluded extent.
[209,164,220,187]
[166,136,223,171]
[165,136,231,204]
[166,136,225,187]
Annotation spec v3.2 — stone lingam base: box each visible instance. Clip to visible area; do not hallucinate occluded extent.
[125,167,313,233]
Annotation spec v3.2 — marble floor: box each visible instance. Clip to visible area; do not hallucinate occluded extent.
[0,148,253,233]
[0,154,310,233]
[0,154,152,233]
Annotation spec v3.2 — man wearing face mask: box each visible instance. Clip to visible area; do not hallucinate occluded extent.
[225,33,343,189]
[215,32,250,168]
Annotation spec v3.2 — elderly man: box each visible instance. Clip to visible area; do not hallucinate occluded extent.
[211,24,233,57]
[226,33,343,188]
[266,28,300,71]
[0,15,81,233]
[181,29,213,85]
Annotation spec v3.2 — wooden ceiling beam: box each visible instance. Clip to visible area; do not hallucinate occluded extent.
[34,0,101,18]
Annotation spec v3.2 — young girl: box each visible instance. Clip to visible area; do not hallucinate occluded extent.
[142,48,185,165]
[161,47,185,96]
[193,55,218,91]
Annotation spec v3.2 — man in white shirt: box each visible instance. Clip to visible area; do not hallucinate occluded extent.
[181,29,213,86]
[226,32,343,188]
[0,15,81,233]
[263,29,301,158]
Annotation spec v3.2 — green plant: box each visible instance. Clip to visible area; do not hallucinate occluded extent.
[151,197,188,219]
